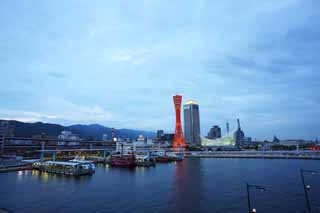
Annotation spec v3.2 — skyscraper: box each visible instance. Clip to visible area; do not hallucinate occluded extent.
[157,130,164,139]
[226,122,230,134]
[183,100,201,145]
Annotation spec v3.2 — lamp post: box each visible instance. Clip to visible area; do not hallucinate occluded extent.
[246,183,267,213]
[300,169,317,213]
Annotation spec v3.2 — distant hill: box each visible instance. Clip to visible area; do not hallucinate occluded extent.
[68,124,155,140]
[0,120,155,140]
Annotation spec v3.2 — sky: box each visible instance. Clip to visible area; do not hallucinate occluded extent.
[0,0,320,140]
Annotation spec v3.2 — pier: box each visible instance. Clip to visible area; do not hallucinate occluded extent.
[185,150,320,160]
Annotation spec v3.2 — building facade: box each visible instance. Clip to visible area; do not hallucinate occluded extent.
[207,125,221,139]
[0,120,14,137]
[183,100,201,145]
[102,134,108,141]
[156,130,164,139]
[58,130,80,145]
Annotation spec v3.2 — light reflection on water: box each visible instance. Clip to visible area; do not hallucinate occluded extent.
[25,169,93,184]
[0,159,319,213]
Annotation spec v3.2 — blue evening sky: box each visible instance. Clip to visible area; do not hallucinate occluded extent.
[1,0,319,140]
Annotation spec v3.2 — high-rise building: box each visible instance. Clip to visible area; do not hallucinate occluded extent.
[226,122,230,134]
[173,95,186,148]
[157,130,164,139]
[207,125,221,139]
[183,100,201,145]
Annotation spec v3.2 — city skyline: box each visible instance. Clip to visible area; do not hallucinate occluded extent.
[1,1,320,140]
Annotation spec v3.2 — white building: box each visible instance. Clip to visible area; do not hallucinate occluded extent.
[137,134,145,142]
[116,140,154,154]
[102,134,108,141]
[58,131,80,145]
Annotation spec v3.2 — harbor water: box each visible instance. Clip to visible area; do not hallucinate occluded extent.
[0,158,319,213]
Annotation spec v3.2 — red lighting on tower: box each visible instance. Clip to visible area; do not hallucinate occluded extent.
[173,95,186,148]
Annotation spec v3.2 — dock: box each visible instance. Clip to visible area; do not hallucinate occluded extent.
[185,151,320,160]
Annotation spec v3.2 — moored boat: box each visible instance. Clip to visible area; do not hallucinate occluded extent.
[109,154,135,167]
[167,152,184,161]
[153,150,171,163]
[32,161,95,176]
[155,155,171,163]
[135,154,155,167]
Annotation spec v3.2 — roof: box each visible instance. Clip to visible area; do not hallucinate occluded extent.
[185,100,198,105]
[69,160,93,163]
[45,161,80,166]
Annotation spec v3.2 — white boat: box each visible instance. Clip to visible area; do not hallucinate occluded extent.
[166,152,184,161]
[33,161,95,176]
[69,156,95,170]
[135,153,155,167]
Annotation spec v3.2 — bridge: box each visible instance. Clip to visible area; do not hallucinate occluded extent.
[37,148,115,161]
[0,136,118,161]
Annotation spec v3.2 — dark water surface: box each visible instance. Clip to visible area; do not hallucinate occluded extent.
[0,158,319,213]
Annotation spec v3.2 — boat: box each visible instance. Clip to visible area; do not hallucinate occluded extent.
[69,157,96,170]
[109,154,136,167]
[108,142,136,167]
[32,161,95,176]
[135,154,155,167]
[153,150,171,163]
[167,152,184,161]
[70,156,94,164]
[155,156,170,163]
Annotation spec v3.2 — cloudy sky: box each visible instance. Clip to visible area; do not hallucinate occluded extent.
[1,0,319,140]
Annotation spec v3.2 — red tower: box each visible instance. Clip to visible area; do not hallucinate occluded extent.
[173,95,186,148]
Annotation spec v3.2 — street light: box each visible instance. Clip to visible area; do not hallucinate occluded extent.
[300,169,317,213]
[246,183,267,213]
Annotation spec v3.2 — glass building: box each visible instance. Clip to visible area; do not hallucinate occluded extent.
[183,100,201,145]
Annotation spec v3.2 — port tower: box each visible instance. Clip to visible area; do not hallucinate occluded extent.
[173,95,186,148]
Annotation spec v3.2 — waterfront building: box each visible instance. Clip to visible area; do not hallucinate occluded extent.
[233,119,245,146]
[58,130,80,146]
[0,120,14,137]
[279,139,310,146]
[201,134,235,147]
[102,134,108,141]
[6,138,33,145]
[207,125,221,139]
[137,134,145,142]
[116,140,153,154]
[155,132,174,145]
[157,130,164,139]
[183,100,201,145]
[163,133,174,143]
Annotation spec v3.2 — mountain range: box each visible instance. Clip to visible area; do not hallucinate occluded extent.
[0,120,155,140]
